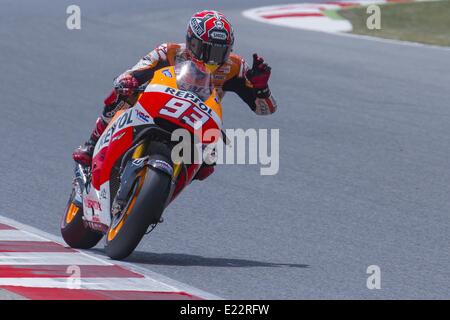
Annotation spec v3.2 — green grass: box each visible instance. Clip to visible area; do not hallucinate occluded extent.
[338,0,450,47]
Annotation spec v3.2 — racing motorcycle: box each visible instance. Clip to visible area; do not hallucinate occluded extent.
[61,61,224,260]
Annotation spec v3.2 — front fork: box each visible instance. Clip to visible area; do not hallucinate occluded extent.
[73,163,90,207]
[112,140,183,217]
[111,141,148,218]
[165,161,182,207]
[131,139,186,208]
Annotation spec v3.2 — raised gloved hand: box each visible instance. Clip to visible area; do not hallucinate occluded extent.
[113,73,139,96]
[246,53,272,92]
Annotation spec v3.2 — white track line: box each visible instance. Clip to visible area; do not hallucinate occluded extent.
[0,230,51,242]
[0,277,180,292]
[0,252,111,266]
[0,215,222,300]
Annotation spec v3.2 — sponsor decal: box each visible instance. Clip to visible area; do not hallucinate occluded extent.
[191,18,205,36]
[104,100,129,119]
[98,110,133,148]
[164,87,213,116]
[217,65,231,74]
[213,74,226,81]
[155,45,167,60]
[215,20,224,29]
[116,110,134,129]
[100,188,107,200]
[132,158,146,166]
[85,199,102,211]
[162,69,173,78]
[210,31,227,41]
[150,159,173,176]
[112,132,126,142]
[86,221,108,232]
[135,109,150,123]
[133,55,157,69]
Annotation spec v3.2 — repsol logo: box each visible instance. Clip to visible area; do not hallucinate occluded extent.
[165,87,213,116]
[99,111,133,146]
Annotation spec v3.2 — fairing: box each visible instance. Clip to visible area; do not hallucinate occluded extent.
[82,61,223,229]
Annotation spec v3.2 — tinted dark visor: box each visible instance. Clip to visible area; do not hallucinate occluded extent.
[188,36,231,66]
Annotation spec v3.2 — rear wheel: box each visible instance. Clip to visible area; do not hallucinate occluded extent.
[60,189,103,249]
[105,152,171,260]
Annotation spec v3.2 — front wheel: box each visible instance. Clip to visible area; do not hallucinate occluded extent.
[61,189,103,249]
[105,154,171,260]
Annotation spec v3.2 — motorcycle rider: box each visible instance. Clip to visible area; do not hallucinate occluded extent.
[73,10,277,180]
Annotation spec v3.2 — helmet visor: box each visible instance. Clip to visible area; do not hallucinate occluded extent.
[188,36,231,66]
[204,42,231,66]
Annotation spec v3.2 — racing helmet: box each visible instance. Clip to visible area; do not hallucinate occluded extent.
[186,10,234,73]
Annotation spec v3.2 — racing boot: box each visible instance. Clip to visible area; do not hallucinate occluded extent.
[72,116,108,166]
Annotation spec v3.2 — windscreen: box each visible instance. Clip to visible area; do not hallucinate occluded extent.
[175,61,213,101]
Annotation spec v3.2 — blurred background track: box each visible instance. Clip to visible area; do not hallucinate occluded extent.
[0,0,449,299]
